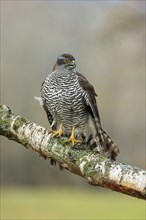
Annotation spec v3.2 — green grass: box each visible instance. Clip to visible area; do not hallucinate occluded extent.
[1,187,145,220]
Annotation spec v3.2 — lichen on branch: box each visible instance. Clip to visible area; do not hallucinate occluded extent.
[0,105,146,200]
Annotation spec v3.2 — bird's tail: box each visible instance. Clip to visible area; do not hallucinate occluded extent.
[96,127,120,160]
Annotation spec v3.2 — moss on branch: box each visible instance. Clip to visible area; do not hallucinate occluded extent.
[0,105,146,200]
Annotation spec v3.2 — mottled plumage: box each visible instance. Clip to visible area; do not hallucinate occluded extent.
[41,53,119,160]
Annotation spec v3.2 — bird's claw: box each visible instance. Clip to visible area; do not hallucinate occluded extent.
[51,124,63,137]
[64,127,82,145]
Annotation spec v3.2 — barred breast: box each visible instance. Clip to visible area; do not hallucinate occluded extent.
[41,69,92,137]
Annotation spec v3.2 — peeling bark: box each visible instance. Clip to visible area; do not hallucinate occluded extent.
[0,105,146,200]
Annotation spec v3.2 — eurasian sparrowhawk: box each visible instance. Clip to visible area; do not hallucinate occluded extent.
[41,54,120,160]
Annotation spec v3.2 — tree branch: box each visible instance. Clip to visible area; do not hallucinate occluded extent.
[0,105,145,200]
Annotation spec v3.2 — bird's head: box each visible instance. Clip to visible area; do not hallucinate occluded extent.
[56,53,76,70]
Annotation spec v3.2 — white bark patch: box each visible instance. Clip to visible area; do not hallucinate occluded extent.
[11,116,21,131]
[95,161,106,174]
[17,123,45,151]
[79,161,86,174]
[11,116,26,140]
[41,133,52,150]
[25,124,42,150]
[86,153,95,162]
[1,105,12,119]
[109,165,123,184]
[121,170,146,191]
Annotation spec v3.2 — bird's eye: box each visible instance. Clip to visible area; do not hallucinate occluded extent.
[64,58,69,64]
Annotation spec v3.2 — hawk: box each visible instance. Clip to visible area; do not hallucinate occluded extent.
[41,53,120,160]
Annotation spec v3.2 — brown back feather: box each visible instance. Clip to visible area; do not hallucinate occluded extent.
[76,72,101,125]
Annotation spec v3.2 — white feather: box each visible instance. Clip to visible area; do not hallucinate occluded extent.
[34,96,43,106]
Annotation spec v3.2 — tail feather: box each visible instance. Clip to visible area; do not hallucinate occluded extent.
[96,126,120,160]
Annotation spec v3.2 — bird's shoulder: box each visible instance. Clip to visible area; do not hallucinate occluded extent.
[76,72,97,97]
[41,70,56,91]
[76,71,101,123]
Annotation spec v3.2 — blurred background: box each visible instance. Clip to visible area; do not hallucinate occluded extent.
[1,1,145,219]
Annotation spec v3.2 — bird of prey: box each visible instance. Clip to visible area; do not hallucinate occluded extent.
[41,53,120,160]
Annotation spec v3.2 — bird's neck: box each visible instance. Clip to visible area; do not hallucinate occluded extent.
[56,67,76,77]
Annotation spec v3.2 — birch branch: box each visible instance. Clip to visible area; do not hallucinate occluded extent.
[0,104,145,200]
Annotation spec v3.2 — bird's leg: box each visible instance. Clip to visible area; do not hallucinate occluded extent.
[51,124,63,137]
[65,127,82,144]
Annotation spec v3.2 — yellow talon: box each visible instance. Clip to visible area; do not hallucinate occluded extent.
[65,127,82,144]
[51,124,63,137]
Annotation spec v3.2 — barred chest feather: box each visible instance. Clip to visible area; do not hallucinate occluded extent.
[41,69,89,133]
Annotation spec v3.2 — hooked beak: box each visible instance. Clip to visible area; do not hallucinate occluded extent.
[70,60,76,68]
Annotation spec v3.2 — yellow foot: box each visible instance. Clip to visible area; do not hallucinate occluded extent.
[65,127,82,145]
[51,124,63,137]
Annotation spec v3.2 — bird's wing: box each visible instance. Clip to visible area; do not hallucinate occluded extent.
[76,72,101,125]
[77,72,120,160]
[43,100,55,126]
[41,80,56,129]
